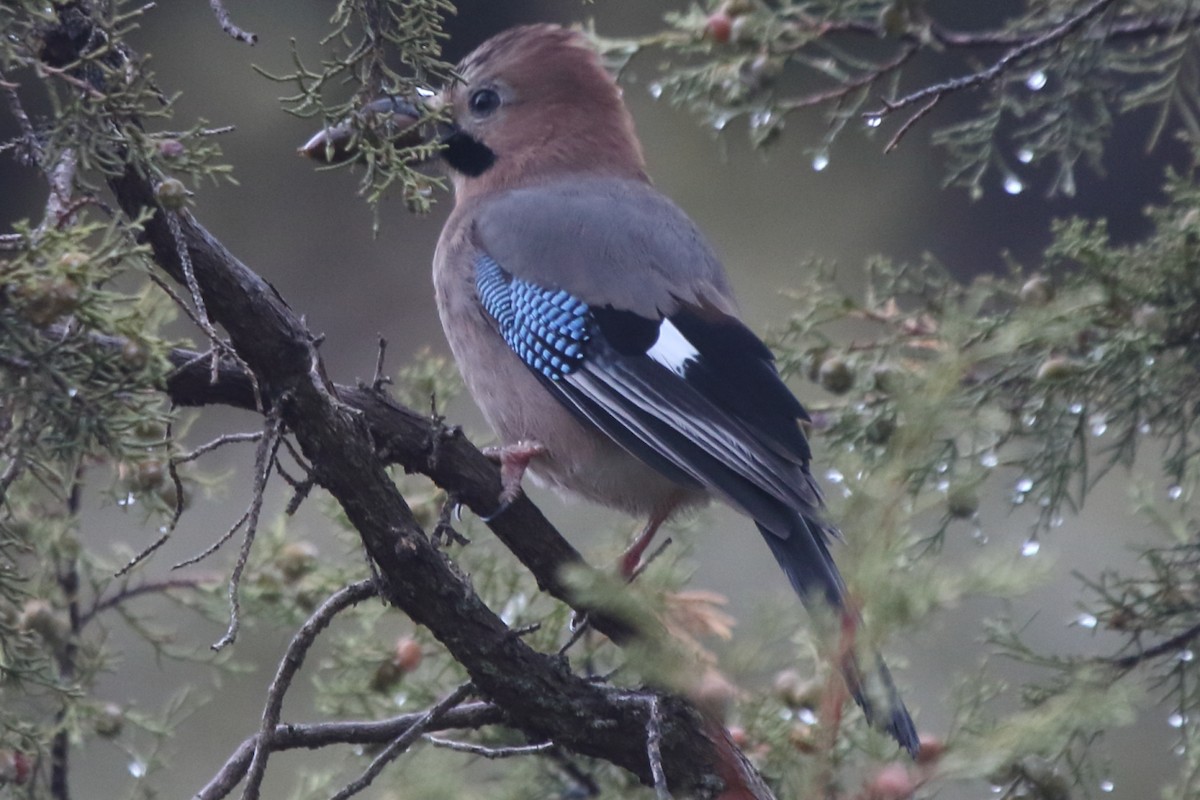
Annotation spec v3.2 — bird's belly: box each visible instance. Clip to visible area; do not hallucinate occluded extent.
[439,297,703,518]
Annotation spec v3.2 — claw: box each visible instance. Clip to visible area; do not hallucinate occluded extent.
[480,439,546,520]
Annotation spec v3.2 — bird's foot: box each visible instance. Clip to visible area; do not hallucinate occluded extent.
[619,496,686,578]
[618,532,656,580]
[480,439,546,520]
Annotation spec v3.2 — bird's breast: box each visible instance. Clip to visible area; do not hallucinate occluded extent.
[432,231,705,519]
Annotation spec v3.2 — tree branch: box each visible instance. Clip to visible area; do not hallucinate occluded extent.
[195,702,504,800]
[864,0,1121,130]
[104,125,759,800]
[241,580,377,799]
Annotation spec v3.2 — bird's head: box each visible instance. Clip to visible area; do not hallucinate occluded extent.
[300,25,647,200]
[436,24,647,198]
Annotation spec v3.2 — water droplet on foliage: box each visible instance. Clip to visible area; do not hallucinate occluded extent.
[811,152,830,172]
[128,761,146,778]
[67,387,78,398]
[1026,70,1047,90]
[1017,147,1034,163]
[1021,539,1041,557]
[711,113,732,131]
[797,708,818,725]
[1139,421,1152,434]
[1099,780,1114,793]
[1068,403,1084,415]
[936,479,949,493]
[1169,712,1186,728]
[1090,414,1108,437]
[750,110,774,130]
[826,468,844,484]
[980,451,999,468]
[1003,175,1024,195]
[648,82,663,99]
[1016,477,1034,493]
[1179,649,1195,663]
[1077,613,1098,629]
[1145,355,1156,367]
[865,115,883,128]
[1168,485,1183,501]
[1050,514,1064,528]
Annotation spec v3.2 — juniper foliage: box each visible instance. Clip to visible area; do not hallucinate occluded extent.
[3,2,1200,799]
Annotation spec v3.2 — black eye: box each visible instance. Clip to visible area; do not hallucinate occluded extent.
[469,88,501,117]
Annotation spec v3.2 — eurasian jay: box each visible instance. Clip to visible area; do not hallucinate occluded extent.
[379,24,916,754]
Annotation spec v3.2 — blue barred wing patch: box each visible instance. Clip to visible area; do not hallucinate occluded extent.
[475,255,590,381]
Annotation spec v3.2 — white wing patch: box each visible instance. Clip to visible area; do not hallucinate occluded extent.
[647,318,700,376]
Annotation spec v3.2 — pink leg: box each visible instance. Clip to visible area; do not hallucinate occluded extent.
[481,439,546,519]
[619,498,681,579]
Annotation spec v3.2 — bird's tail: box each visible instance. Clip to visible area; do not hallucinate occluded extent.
[757,518,919,757]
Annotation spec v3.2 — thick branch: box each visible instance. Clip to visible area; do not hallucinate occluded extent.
[106,160,752,798]
[147,336,638,643]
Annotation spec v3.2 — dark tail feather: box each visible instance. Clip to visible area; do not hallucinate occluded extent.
[757,518,920,757]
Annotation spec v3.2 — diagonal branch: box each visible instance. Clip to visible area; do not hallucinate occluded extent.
[106,153,765,799]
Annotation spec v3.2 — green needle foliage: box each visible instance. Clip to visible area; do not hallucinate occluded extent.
[5,1,1200,799]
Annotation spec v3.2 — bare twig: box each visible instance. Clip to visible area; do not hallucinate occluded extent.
[423,735,553,759]
[883,93,941,153]
[212,404,286,651]
[195,701,502,800]
[329,683,475,800]
[174,431,264,464]
[865,0,1120,129]
[239,580,376,800]
[163,211,262,410]
[279,437,316,514]
[371,335,391,391]
[80,576,215,626]
[781,42,919,113]
[207,0,258,44]
[116,527,173,577]
[172,507,250,569]
[1110,622,1200,671]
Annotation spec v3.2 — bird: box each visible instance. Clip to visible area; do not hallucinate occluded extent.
[417,23,917,755]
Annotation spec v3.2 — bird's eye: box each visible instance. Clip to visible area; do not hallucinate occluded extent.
[469,88,501,118]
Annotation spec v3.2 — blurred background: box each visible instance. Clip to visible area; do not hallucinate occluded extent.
[0,1,1187,797]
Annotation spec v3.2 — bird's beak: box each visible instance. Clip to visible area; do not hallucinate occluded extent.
[298,94,434,164]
